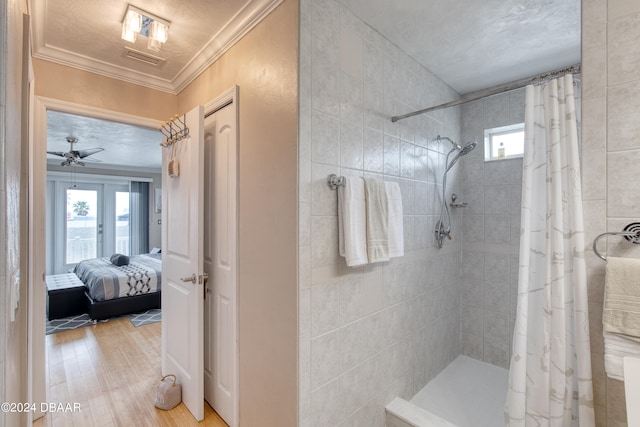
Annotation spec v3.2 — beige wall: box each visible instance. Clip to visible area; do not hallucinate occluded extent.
[178,0,299,425]
[582,0,640,425]
[33,59,176,121]
[1,0,29,425]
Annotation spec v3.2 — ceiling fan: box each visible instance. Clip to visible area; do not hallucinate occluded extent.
[47,137,104,166]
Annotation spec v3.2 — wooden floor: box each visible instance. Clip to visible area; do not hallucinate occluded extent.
[33,318,228,427]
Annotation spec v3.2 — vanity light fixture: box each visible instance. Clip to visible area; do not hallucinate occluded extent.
[121,4,170,52]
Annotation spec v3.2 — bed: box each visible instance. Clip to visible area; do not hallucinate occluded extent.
[73,253,162,320]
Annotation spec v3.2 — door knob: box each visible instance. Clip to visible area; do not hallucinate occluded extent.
[181,274,197,284]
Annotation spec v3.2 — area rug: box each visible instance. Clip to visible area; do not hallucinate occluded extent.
[46,309,161,335]
[129,308,162,327]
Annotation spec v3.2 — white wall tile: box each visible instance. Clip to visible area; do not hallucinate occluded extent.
[311,216,339,268]
[339,272,383,324]
[608,150,640,217]
[383,135,400,176]
[484,215,510,245]
[460,279,483,308]
[312,163,339,216]
[607,12,640,86]
[461,306,484,336]
[312,109,340,165]
[340,122,364,169]
[301,0,466,422]
[607,81,640,151]
[484,185,510,214]
[609,0,640,20]
[340,26,363,80]
[484,281,510,314]
[363,127,384,173]
[461,251,485,281]
[312,282,340,337]
[311,330,342,388]
[461,215,485,243]
[484,311,510,343]
[310,377,347,427]
[483,94,510,128]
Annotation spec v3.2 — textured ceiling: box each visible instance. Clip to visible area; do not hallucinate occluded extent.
[47,111,162,171]
[337,0,581,94]
[39,0,580,171]
[31,0,283,93]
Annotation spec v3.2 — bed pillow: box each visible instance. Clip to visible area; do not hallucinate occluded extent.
[110,253,130,266]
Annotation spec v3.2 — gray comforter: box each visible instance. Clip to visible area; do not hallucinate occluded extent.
[74,254,162,301]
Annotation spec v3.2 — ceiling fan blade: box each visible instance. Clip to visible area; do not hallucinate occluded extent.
[47,151,67,157]
[76,148,104,158]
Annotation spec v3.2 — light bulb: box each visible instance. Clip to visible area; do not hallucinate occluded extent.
[149,20,169,43]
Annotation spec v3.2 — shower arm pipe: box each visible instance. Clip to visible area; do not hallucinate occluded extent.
[391,64,581,123]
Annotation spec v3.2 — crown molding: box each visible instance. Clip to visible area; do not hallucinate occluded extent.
[171,0,284,93]
[31,0,284,95]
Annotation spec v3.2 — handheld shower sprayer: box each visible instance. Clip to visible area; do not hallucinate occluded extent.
[435,136,478,248]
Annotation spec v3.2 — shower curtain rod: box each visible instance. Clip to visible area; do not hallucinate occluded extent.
[391,63,581,123]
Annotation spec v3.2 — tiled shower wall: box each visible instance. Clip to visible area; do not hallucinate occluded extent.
[582,0,640,425]
[298,0,463,425]
[458,90,525,369]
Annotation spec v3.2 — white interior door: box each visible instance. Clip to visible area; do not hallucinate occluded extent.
[203,90,238,427]
[161,105,205,421]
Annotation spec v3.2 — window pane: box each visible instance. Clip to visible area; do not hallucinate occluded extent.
[66,189,98,263]
[491,131,524,158]
[485,124,525,160]
[116,191,130,255]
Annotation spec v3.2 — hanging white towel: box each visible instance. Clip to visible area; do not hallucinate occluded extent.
[364,177,389,263]
[385,181,404,258]
[603,256,640,340]
[604,331,640,381]
[338,176,368,267]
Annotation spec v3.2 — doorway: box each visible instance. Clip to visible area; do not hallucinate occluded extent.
[29,97,163,419]
[30,91,239,424]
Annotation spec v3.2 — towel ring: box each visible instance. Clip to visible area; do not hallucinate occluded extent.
[592,222,640,261]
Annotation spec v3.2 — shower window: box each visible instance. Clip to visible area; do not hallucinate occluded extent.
[484,123,524,161]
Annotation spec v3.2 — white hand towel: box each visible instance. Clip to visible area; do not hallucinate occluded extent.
[385,181,404,258]
[604,331,640,381]
[363,177,389,263]
[338,177,368,267]
[603,257,640,340]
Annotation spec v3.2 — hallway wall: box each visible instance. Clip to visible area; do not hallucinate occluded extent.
[178,0,299,425]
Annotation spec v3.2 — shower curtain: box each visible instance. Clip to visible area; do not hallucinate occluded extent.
[504,74,595,426]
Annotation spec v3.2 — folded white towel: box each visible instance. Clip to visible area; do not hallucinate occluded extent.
[385,181,404,258]
[338,177,368,267]
[603,257,640,340]
[364,178,389,263]
[604,331,640,381]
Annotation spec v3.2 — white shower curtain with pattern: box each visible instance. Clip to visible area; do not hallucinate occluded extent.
[504,74,595,426]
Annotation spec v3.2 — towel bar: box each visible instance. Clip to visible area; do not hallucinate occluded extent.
[327,174,346,190]
[593,222,640,261]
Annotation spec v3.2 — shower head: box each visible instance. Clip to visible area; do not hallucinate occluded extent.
[459,141,477,156]
[445,141,478,172]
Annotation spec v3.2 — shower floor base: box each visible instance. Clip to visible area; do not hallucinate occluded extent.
[409,355,509,427]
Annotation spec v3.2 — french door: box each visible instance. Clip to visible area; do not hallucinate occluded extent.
[49,180,129,274]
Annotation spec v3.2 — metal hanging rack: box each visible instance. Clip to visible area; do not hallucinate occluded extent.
[158,114,189,147]
[592,222,640,261]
